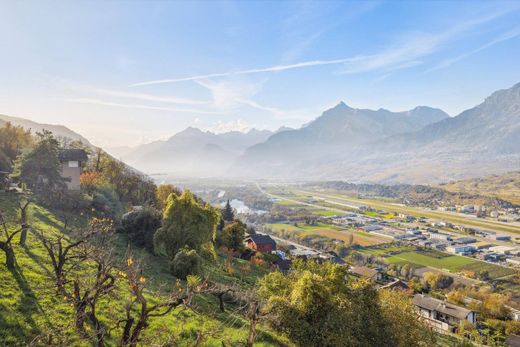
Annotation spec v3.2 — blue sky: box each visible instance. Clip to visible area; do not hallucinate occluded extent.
[1,1,519,147]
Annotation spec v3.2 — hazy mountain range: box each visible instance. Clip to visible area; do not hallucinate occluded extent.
[233,82,520,183]
[110,127,279,176]
[2,82,519,184]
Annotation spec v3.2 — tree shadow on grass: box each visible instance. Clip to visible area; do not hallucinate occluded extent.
[23,245,53,278]
[7,267,41,334]
[31,210,64,231]
[7,265,56,337]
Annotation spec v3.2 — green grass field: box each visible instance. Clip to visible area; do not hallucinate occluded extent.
[358,245,515,280]
[312,210,339,217]
[0,194,290,346]
[386,251,477,271]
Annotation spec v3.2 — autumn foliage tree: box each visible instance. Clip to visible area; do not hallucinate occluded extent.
[155,184,181,210]
[0,122,33,172]
[258,260,435,347]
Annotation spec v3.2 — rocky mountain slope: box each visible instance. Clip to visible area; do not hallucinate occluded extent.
[232,83,520,183]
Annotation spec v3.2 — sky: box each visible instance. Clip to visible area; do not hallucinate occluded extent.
[1,0,520,148]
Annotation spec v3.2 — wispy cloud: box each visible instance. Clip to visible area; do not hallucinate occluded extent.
[130,7,515,87]
[427,27,520,72]
[339,10,515,75]
[88,87,209,105]
[68,98,223,114]
[280,1,381,63]
[194,78,294,118]
[130,58,354,87]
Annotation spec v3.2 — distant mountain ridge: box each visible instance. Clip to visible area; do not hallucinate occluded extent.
[234,102,449,178]
[119,127,275,175]
[232,82,520,183]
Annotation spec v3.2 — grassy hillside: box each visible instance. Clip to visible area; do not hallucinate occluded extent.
[440,171,520,205]
[0,194,290,346]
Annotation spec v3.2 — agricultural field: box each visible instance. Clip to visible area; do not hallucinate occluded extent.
[359,245,515,280]
[385,251,477,271]
[295,189,520,235]
[265,223,389,247]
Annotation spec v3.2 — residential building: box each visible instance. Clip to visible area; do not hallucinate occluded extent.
[379,279,410,292]
[244,234,276,252]
[350,266,383,281]
[59,149,88,190]
[413,294,476,332]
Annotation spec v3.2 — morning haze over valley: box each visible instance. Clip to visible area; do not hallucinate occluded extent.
[1,1,520,347]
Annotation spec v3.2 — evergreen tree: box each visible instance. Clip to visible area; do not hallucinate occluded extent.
[221,199,235,222]
[153,190,219,259]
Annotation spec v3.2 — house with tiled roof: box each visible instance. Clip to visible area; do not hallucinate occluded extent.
[413,294,476,332]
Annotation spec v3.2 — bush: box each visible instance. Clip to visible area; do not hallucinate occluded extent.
[170,248,201,279]
[216,220,246,252]
[91,184,123,219]
[119,208,161,252]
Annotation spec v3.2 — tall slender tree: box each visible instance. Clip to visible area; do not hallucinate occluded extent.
[221,200,234,222]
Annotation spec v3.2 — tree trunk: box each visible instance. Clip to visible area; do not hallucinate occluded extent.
[19,225,28,247]
[247,302,259,347]
[88,309,105,347]
[18,201,30,247]
[218,293,225,312]
[121,317,134,346]
[5,246,16,270]
[129,320,147,347]
[0,242,16,270]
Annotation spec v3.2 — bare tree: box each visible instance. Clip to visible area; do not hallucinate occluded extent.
[209,283,236,313]
[71,247,116,347]
[38,228,89,294]
[37,217,113,294]
[117,255,208,347]
[0,211,23,270]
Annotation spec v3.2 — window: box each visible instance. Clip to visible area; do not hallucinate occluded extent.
[68,161,79,168]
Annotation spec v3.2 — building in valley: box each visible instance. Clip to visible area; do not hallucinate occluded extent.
[245,234,277,252]
[413,294,476,332]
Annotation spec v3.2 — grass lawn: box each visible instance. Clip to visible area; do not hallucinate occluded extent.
[355,231,374,237]
[358,245,413,255]
[274,200,299,206]
[386,251,477,271]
